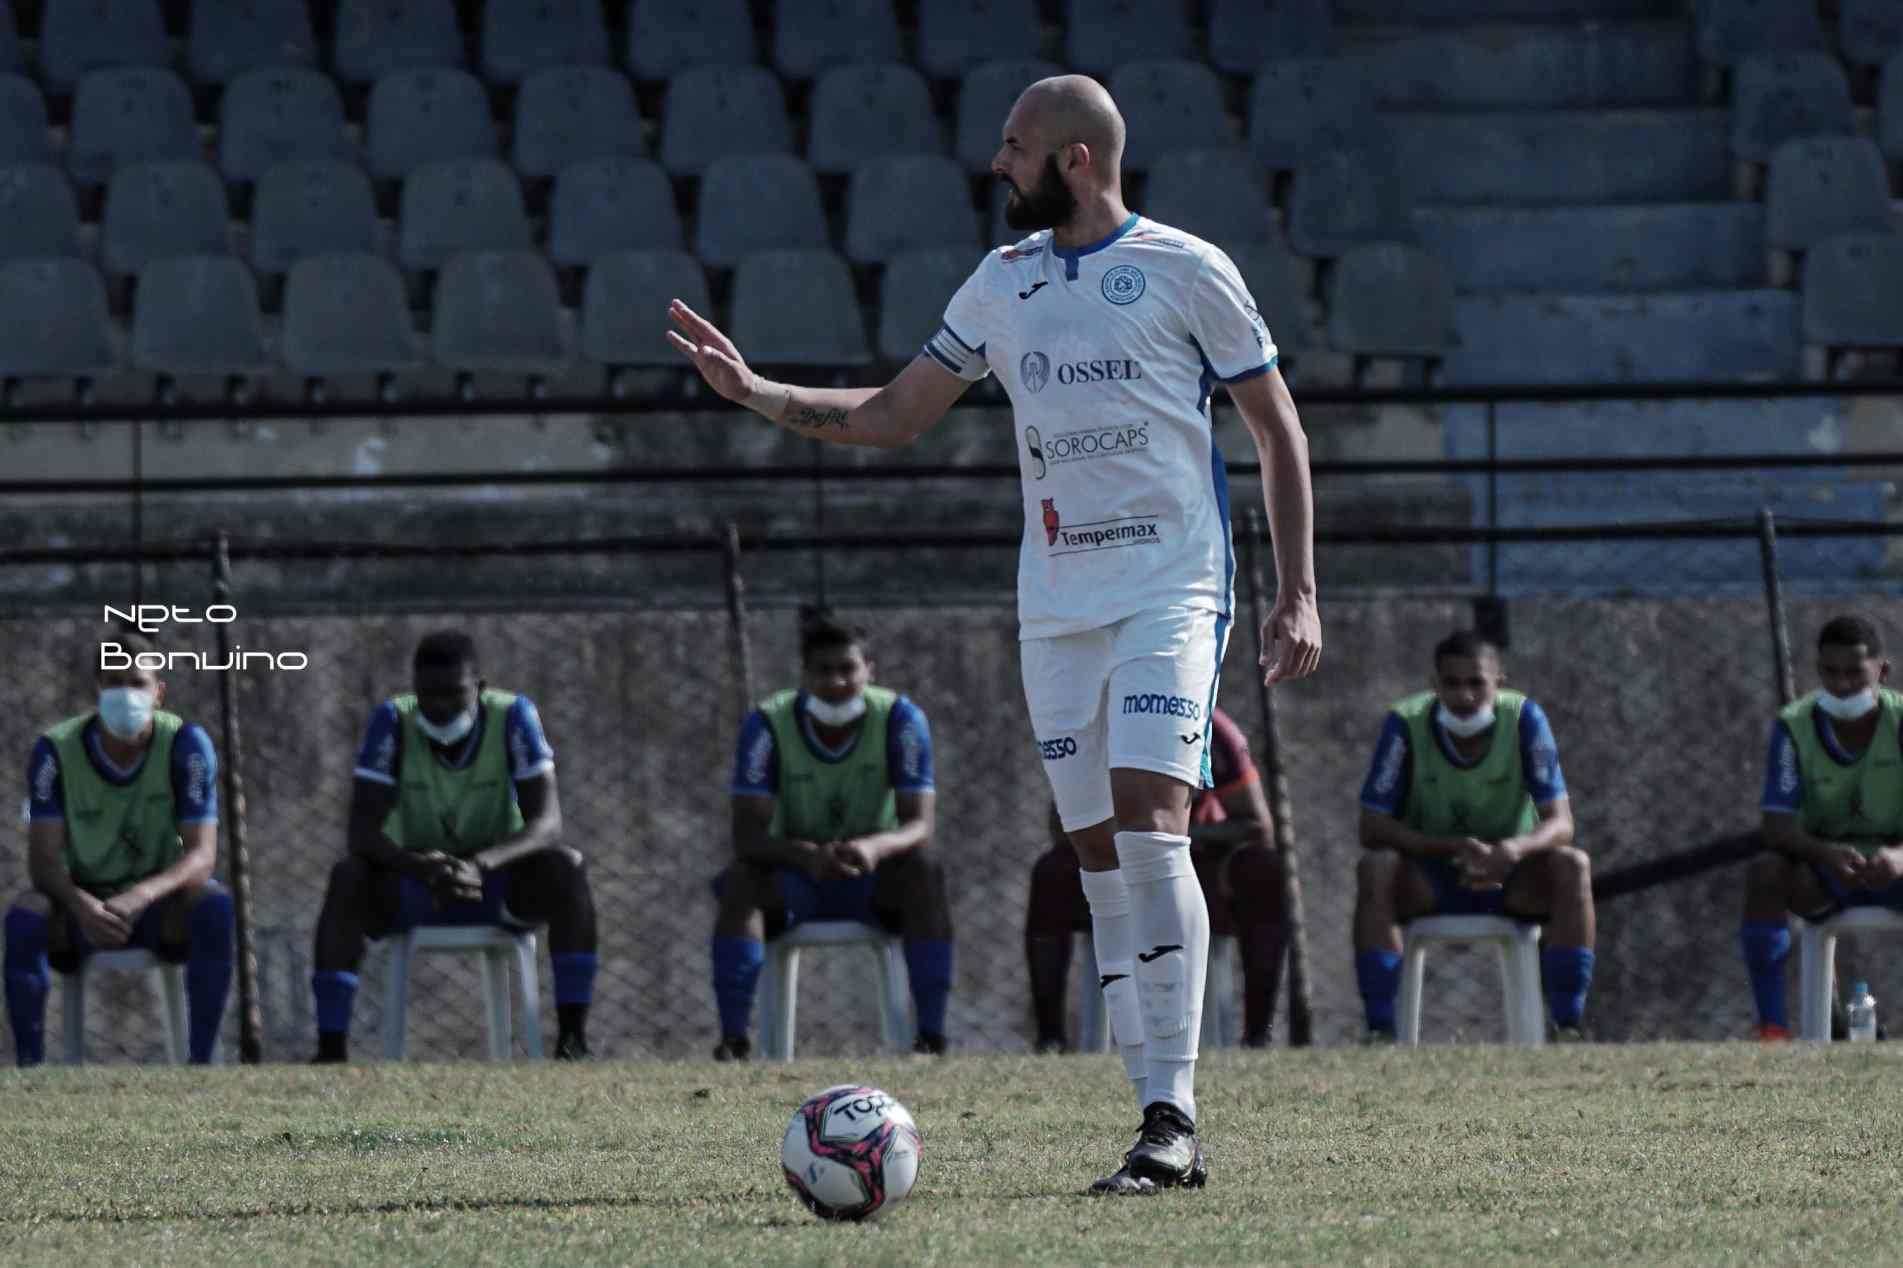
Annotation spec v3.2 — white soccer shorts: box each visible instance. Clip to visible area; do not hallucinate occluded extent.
[1021,604,1231,832]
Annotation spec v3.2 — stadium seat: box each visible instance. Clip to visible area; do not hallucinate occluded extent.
[1248,59,1377,173]
[1208,0,1333,74]
[693,155,827,269]
[659,65,792,175]
[916,0,1040,79]
[1334,0,1672,14]
[218,67,353,185]
[1413,205,1767,293]
[1326,243,1458,361]
[59,949,189,1066]
[333,0,466,83]
[1397,916,1545,1047]
[367,68,499,182]
[1110,61,1235,174]
[0,3,20,76]
[876,246,977,362]
[1221,239,1313,357]
[1065,0,1191,76]
[1764,137,1894,253]
[1343,25,1695,110]
[40,0,169,92]
[1795,908,1903,1042]
[0,76,50,165]
[808,63,940,175]
[1840,0,1903,70]
[431,251,569,373]
[1285,148,1413,259]
[101,161,230,278]
[511,66,645,181]
[398,159,533,272]
[66,68,200,189]
[1142,151,1274,245]
[772,0,901,80]
[845,156,979,264]
[625,0,756,81]
[0,258,115,380]
[1883,55,1903,163]
[0,165,81,260]
[283,253,424,377]
[250,160,381,276]
[758,920,911,1061]
[1697,0,1826,69]
[1802,233,1903,350]
[956,60,1061,172]
[547,158,682,267]
[581,248,712,368]
[378,926,544,1061]
[1730,53,1854,163]
[731,249,870,365]
[1387,111,1730,206]
[130,256,268,377]
[188,0,318,83]
[480,0,609,85]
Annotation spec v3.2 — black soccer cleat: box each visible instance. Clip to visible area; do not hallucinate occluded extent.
[912,1031,948,1056]
[554,1031,591,1060]
[711,1035,751,1062]
[1125,1102,1207,1189]
[1087,1162,1157,1197]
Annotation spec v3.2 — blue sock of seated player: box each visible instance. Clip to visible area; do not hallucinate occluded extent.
[1542,945,1595,1030]
[312,970,359,1059]
[711,935,764,1042]
[904,939,953,1043]
[552,951,597,1046]
[186,889,235,1063]
[1356,950,1403,1036]
[3,906,51,1066]
[1740,922,1791,1029]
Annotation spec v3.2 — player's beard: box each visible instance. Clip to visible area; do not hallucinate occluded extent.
[1002,155,1077,232]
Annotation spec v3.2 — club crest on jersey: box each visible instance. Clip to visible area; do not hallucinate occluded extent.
[1020,351,1050,394]
[1101,264,1145,306]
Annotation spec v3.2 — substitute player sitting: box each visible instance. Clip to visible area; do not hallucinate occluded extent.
[1353,630,1593,1040]
[1741,614,1903,1040]
[5,630,233,1065]
[308,630,597,1061]
[709,617,950,1060]
[668,73,1319,1192]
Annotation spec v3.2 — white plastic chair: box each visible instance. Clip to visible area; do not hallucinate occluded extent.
[1076,932,1238,1052]
[1795,906,1903,1041]
[1397,915,1545,1046]
[379,925,543,1061]
[62,947,190,1065]
[758,920,911,1061]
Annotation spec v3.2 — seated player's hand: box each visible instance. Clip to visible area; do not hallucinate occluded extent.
[1260,592,1321,685]
[831,839,876,877]
[1457,837,1510,889]
[1817,844,1866,889]
[664,299,756,405]
[75,892,132,949]
[442,858,484,904]
[1858,845,1903,888]
[102,888,152,928]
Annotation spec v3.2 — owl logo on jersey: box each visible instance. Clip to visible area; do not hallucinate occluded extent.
[1020,351,1050,394]
[1042,499,1060,546]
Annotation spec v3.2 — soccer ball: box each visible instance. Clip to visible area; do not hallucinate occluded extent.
[780,1084,921,1221]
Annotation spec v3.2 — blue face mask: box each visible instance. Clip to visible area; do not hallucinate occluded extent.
[97,686,155,741]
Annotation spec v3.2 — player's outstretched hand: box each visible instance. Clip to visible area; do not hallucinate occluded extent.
[1260,591,1321,685]
[665,298,755,404]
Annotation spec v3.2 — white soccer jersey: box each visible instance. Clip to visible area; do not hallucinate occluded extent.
[924,214,1277,640]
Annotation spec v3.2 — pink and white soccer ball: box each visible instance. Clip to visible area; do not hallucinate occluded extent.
[780,1084,921,1220]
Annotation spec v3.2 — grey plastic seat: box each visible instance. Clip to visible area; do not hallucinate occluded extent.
[367,69,499,181]
[1413,205,1767,293]
[512,66,644,180]
[1248,59,1377,173]
[0,77,52,165]
[1384,111,1730,206]
[1803,233,1903,351]
[41,0,169,92]
[431,251,568,372]
[102,161,229,278]
[1326,243,1458,360]
[1209,0,1332,74]
[626,0,755,80]
[547,158,681,266]
[67,68,200,189]
[773,0,901,80]
[1698,0,1825,68]
[0,3,20,75]
[0,165,81,260]
[1883,55,1903,163]
[917,0,1039,79]
[481,0,608,85]
[957,60,1061,172]
[1110,61,1235,174]
[693,155,827,269]
[730,249,869,365]
[131,256,267,375]
[845,156,978,264]
[1286,149,1413,259]
[877,246,978,362]
[581,248,711,367]
[219,67,353,184]
[1143,151,1272,244]
[189,0,318,83]
[399,159,533,271]
[1765,137,1893,252]
[251,159,381,276]
[1841,0,1903,69]
[658,66,792,175]
[1065,0,1190,76]
[1731,53,1854,163]
[283,252,423,375]
[808,63,940,175]
[0,258,115,378]
[1220,240,1311,357]
[334,0,466,83]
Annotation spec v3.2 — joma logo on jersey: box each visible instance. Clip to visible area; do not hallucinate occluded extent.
[1121,694,1202,721]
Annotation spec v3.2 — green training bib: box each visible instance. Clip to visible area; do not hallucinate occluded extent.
[383,689,525,857]
[45,710,185,897]
[1394,689,1538,842]
[762,686,900,841]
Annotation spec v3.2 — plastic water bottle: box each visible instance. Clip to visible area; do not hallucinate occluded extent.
[1847,980,1878,1043]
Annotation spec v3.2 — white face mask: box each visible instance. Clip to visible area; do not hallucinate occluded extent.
[415,708,475,745]
[1436,701,1496,738]
[1817,688,1878,721]
[804,692,867,727]
[97,686,156,741]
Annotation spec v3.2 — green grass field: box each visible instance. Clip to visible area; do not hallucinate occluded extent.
[2,1044,1899,1266]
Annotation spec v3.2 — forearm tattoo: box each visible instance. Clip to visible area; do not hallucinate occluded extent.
[787,405,847,430]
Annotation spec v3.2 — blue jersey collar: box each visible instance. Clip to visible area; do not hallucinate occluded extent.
[1051,212,1140,262]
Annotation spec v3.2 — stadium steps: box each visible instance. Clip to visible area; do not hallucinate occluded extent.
[1412,205,1768,293]
[1339,23,1698,110]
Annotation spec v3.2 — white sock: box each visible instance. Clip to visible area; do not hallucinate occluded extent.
[1079,866,1147,1110]
[1115,830,1208,1125]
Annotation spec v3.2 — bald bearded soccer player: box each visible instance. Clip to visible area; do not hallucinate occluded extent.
[665,74,1320,1195]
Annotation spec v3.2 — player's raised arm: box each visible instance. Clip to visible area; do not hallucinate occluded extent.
[665,299,970,450]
